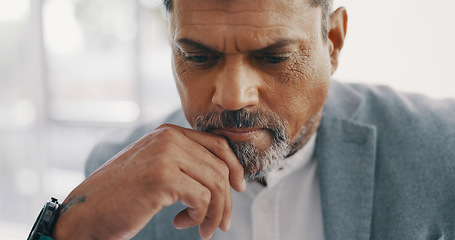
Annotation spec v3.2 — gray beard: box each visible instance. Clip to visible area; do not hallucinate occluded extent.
[194,109,302,181]
[228,138,289,180]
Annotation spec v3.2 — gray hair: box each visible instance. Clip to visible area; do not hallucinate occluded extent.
[163,0,333,39]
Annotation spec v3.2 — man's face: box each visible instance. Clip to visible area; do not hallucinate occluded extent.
[169,0,333,179]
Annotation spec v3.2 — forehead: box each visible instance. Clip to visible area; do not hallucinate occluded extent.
[169,0,321,52]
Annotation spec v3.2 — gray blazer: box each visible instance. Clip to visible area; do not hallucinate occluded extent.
[86,80,455,240]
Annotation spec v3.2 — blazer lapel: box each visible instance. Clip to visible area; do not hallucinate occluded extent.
[315,81,377,240]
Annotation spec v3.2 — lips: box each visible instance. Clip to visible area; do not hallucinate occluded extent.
[210,127,263,141]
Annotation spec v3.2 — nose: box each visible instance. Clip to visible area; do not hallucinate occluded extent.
[212,60,260,111]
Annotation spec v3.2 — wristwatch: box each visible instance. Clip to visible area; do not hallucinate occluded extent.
[27,197,61,240]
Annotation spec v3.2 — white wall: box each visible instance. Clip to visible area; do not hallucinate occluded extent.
[333,0,455,98]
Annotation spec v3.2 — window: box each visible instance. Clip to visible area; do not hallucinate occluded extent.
[0,1,178,238]
[44,0,140,122]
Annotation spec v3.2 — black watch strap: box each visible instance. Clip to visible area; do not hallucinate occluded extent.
[27,197,61,240]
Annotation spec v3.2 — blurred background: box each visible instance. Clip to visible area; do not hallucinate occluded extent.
[1,0,454,238]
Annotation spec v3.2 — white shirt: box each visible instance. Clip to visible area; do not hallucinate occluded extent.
[212,134,323,240]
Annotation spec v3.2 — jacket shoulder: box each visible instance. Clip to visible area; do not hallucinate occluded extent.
[338,83,455,237]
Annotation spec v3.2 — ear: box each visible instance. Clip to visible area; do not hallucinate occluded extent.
[328,7,348,75]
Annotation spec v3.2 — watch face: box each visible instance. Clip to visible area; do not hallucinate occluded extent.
[27,198,60,240]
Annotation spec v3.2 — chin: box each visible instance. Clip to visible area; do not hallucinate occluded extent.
[227,137,290,180]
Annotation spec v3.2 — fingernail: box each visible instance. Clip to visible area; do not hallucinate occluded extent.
[242,179,247,191]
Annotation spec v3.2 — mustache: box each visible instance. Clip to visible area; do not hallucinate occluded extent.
[194,109,288,142]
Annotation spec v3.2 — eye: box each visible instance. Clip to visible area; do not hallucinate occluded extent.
[256,55,290,64]
[263,56,288,64]
[185,55,209,63]
[183,52,220,68]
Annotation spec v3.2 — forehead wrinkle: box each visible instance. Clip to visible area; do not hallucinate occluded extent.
[177,24,289,30]
[177,10,293,28]
[180,9,279,14]
[174,0,310,15]
[171,1,319,54]
[175,24,304,53]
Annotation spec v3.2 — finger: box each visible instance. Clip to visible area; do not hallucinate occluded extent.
[173,174,211,229]
[165,125,237,234]
[153,124,245,192]
[177,125,246,192]
[196,164,234,237]
[139,124,231,234]
[198,194,224,239]
[173,167,227,240]
[219,183,232,232]
[177,147,230,236]
[148,125,236,237]
[174,208,205,230]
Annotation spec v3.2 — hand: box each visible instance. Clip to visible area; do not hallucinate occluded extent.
[52,124,246,240]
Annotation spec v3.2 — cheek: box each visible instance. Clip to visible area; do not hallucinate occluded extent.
[172,51,214,127]
[267,49,330,140]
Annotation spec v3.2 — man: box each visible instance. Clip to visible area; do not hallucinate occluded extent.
[42,0,455,239]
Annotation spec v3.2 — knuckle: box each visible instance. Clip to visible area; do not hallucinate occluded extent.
[146,131,182,154]
[153,124,180,139]
[199,188,212,207]
[218,163,230,178]
[213,171,228,192]
[156,123,175,130]
[188,209,205,224]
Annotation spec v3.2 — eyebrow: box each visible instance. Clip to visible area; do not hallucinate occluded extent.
[176,38,300,53]
[176,38,218,52]
[253,39,300,53]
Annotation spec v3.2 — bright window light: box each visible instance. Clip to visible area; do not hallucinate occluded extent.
[43,0,84,55]
[0,0,29,22]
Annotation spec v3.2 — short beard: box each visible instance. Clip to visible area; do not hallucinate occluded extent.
[194,109,298,180]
